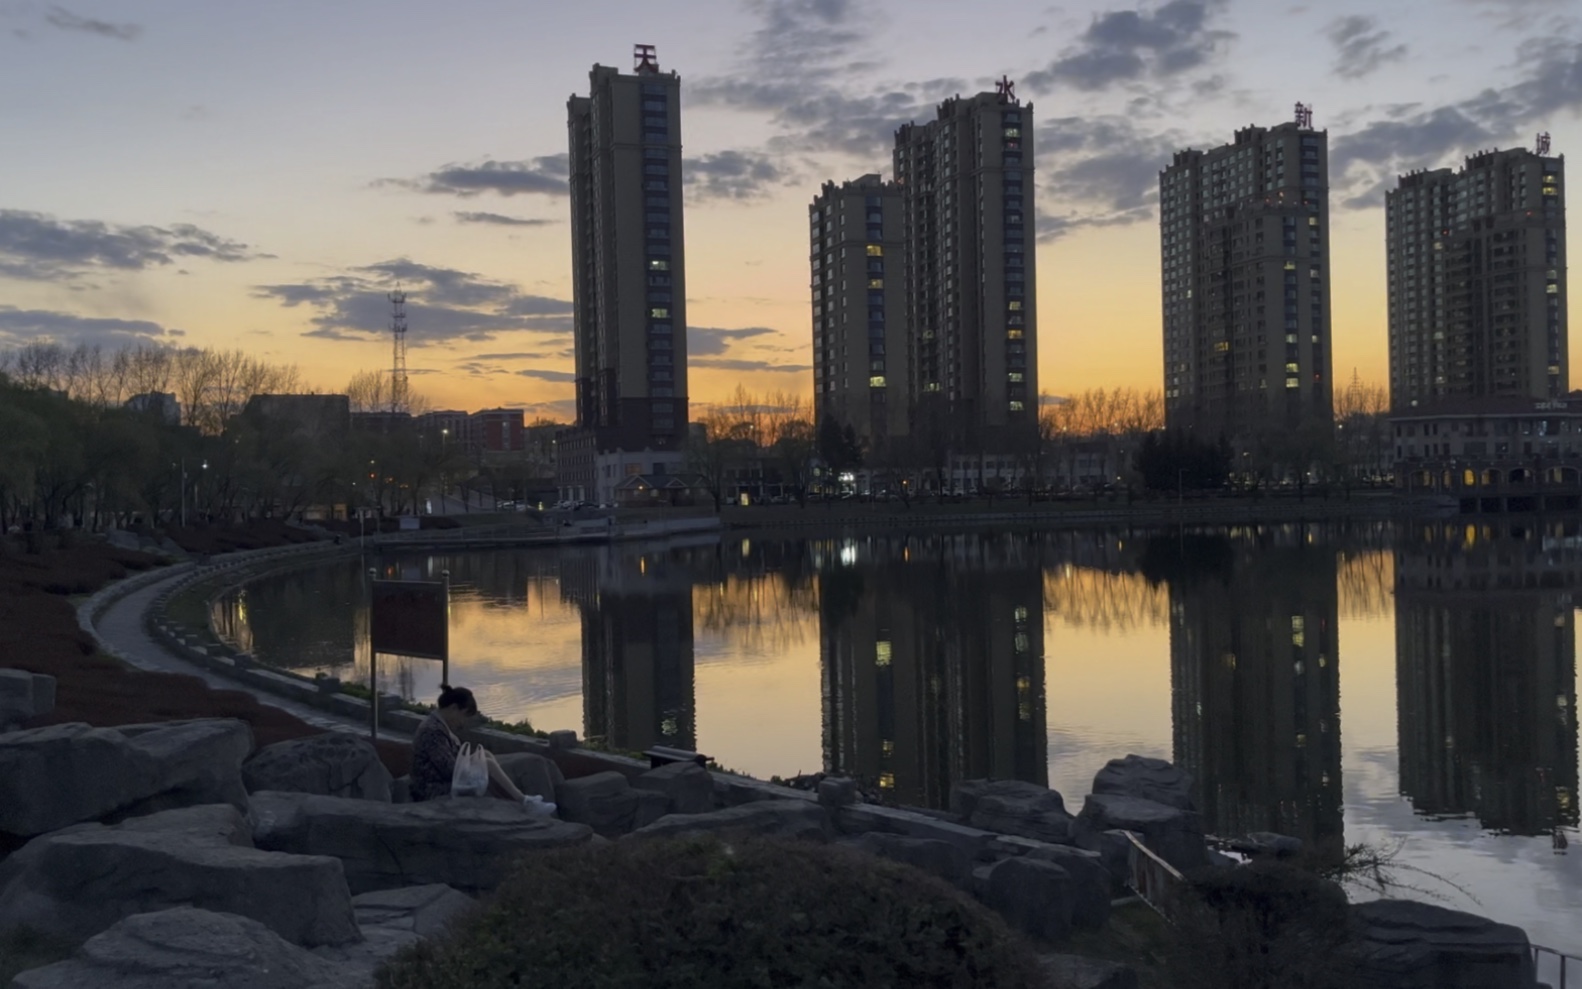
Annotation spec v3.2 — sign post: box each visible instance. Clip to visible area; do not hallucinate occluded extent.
[367,575,450,746]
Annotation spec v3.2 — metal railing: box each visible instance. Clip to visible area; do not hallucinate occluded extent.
[1534,944,1580,989]
[1123,830,1187,920]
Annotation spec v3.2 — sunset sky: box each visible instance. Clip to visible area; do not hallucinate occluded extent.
[2,0,1578,419]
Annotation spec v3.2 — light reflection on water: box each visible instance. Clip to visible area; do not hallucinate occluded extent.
[215,521,1582,952]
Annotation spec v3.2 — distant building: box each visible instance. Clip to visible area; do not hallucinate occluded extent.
[243,394,350,439]
[562,45,688,504]
[123,391,180,425]
[415,410,468,448]
[350,410,412,434]
[1387,145,1567,411]
[1160,108,1334,449]
[894,85,1038,446]
[810,174,908,446]
[469,408,525,453]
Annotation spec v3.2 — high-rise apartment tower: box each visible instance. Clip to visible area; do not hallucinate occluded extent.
[1160,107,1334,446]
[893,81,1037,443]
[1386,142,1567,411]
[561,45,687,503]
[810,175,908,445]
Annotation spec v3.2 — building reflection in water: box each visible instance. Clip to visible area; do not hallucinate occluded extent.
[817,533,1048,808]
[1156,525,1345,858]
[560,544,698,753]
[1395,522,1580,838]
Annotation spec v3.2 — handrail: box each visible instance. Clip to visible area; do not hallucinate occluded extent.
[1122,830,1186,921]
[1534,944,1580,989]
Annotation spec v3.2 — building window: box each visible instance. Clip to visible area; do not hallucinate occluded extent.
[1009,400,1025,411]
[648,259,669,271]
[866,245,883,256]
[650,308,669,318]
[869,376,886,388]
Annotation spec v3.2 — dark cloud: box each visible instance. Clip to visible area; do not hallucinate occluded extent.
[1035,115,1182,238]
[1024,1,1234,93]
[1327,16,1407,78]
[685,151,790,201]
[515,368,577,383]
[687,325,777,357]
[0,306,170,347]
[1329,37,1581,207]
[379,155,570,198]
[692,357,812,373]
[254,258,573,345]
[0,209,264,281]
[469,350,572,361]
[44,6,140,40]
[453,211,556,227]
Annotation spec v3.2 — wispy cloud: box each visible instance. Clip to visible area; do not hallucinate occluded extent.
[1327,16,1407,78]
[1024,1,1236,93]
[0,209,266,282]
[0,306,172,347]
[44,6,140,40]
[453,211,557,227]
[379,155,570,198]
[688,325,777,356]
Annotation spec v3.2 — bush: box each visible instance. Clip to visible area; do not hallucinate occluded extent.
[1165,861,1356,989]
[377,836,1044,989]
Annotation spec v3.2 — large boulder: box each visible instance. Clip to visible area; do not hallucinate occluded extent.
[632,761,714,815]
[1090,754,1196,811]
[0,804,358,947]
[11,907,357,989]
[1347,900,1538,989]
[1025,844,1112,930]
[1037,953,1139,989]
[555,771,641,836]
[0,669,54,728]
[1073,792,1207,874]
[952,780,1075,844]
[627,800,833,843]
[978,857,1075,943]
[0,720,252,838]
[248,791,595,894]
[495,752,563,802]
[848,833,971,888]
[351,884,475,939]
[242,733,393,802]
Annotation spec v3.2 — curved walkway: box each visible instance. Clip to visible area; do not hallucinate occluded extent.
[83,557,412,743]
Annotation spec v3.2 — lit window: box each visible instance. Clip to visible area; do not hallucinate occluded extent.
[648,259,668,271]
[1007,372,1023,382]
[649,307,669,318]
[1008,301,1022,311]
[868,278,883,289]
[1009,400,1025,411]
[1215,341,1230,352]
[1285,362,1299,373]
[1308,216,1319,226]
[1285,377,1299,389]
[866,245,883,256]
[1004,127,1020,138]
[869,375,886,388]
[1007,329,1023,339]
[875,641,891,667]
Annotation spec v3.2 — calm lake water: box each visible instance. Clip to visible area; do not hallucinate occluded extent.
[216,522,1582,952]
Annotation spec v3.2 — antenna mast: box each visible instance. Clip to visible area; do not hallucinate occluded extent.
[389,289,408,414]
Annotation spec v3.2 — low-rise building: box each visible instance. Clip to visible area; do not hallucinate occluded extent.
[1391,394,1582,512]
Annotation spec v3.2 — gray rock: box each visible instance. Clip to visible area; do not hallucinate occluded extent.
[949,778,993,819]
[391,775,411,804]
[496,752,564,801]
[1231,831,1304,858]
[0,670,53,727]
[1091,754,1196,811]
[249,790,595,894]
[0,805,359,948]
[0,719,252,838]
[633,762,714,815]
[1348,899,1538,989]
[11,907,358,989]
[628,800,833,843]
[1037,953,1139,989]
[242,733,393,802]
[555,771,640,836]
[157,537,185,557]
[817,776,859,809]
[1026,845,1112,930]
[959,780,1075,844]
[633,788,671,830]
[1073,793,1207,874]
[351,884,474,939]
[105,529,142,552]
[849,833,970,887]
[980,857,1075,943]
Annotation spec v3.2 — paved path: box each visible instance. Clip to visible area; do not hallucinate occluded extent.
[91,570,411,742]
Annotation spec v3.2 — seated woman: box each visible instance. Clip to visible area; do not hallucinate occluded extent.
[410,684,553,811]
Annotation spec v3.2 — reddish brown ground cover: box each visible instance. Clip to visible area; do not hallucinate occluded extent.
[0,532,410,776]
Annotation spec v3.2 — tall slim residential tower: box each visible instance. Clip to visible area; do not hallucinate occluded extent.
[1160,107,1334,447]
[1386,143,1567,411]
[561,45,687,504]
[810,175,908,445]
[893,81,1037,445]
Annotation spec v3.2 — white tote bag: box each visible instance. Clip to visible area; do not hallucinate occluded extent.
[450,743,490,797]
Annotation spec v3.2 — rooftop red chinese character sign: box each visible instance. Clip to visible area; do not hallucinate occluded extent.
[635,44,659,74]
[995,75,1016,104]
